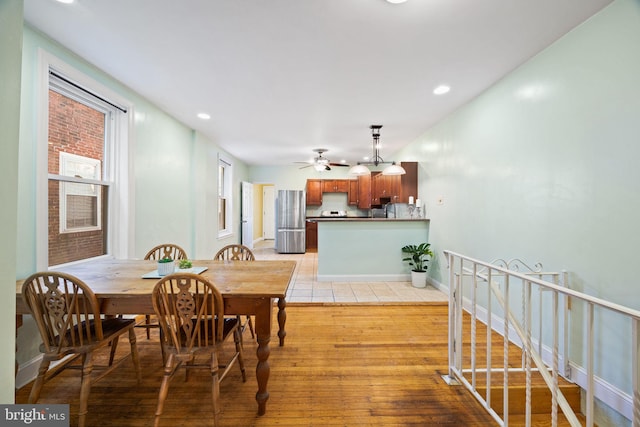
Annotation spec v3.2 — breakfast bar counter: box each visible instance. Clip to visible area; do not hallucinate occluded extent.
[313,218,430,282]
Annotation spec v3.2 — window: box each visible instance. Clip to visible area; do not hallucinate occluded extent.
[59,152,102,233]
[218,156,233,237]
[38,52,131,268]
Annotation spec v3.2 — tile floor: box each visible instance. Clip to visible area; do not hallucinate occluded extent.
[252,240,448,304]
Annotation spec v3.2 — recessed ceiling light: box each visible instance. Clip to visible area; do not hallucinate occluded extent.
[433,85,451,95]
[197,113,211,120]
[386,0,407,3]
[55,0,75,4]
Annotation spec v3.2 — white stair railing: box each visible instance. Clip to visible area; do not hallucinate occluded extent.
[444,250,640,427]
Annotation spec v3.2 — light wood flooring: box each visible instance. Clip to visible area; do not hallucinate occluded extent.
[15,305,502,426]
[252,240,448,304]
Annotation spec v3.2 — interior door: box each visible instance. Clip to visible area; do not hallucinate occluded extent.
[241,181,254,249]
[263,185,275,239]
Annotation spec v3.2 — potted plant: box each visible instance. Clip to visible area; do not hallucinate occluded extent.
[401,243,434,288]
[178,259,193,270]
[157,257,175,276]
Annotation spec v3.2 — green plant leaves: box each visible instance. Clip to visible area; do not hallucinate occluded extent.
[401,243,433,272]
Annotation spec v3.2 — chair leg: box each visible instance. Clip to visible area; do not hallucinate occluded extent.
[235,315,245,347]
[246,315,255,339]
[78,353,94,427]
[27,359,51,403]
[154,354,176,425]
[145,315,152,339]
[128,328,142,383]
[234,329,247,382]
[159,328,166,366]
[211,350,221,427]
[108,335,119,366]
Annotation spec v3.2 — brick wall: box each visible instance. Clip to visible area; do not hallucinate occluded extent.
[48,90,106,266]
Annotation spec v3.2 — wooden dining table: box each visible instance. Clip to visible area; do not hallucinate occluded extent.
[15,258,296,416]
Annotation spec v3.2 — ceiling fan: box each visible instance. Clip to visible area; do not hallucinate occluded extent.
[296,148,349,171]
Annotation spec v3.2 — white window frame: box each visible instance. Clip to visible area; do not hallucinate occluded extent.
[36,50,134,269]
[58,152,103,233]
[218,155,233,238]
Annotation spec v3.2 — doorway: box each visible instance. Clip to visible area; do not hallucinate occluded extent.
[263,185,275,240]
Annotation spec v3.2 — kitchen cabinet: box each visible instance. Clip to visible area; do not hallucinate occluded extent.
[371,172,400,205]
[306,179,322,206]
[322,179,349,193]
[348,180,358,205]
[399,161,418,203]
[305,220,317,251]
[363,161,419,206]
[356,174,371,209]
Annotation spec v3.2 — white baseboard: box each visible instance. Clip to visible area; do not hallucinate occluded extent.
[16,355,43,389]
[568,361,633,421]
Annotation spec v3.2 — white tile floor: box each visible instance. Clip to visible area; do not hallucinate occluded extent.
[252,240,448,304]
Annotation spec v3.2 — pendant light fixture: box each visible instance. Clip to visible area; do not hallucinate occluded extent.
[348,125,406,176]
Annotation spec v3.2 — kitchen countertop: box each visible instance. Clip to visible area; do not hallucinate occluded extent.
[307,217,429,222]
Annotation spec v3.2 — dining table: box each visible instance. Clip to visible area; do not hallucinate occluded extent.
[15,258,297,416]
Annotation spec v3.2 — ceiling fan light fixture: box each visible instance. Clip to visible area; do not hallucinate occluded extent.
[314,163,327,172]
[349,164,371,176]
[382,162,406,176]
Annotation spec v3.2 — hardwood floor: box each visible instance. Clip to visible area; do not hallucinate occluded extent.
[16,305,581,426]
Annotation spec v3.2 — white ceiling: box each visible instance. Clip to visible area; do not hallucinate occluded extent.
[24,0,611,167]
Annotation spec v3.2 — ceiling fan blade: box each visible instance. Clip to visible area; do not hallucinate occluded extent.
[329,162,350,167]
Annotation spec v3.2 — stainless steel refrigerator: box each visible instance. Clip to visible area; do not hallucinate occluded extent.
[275,190,306,253]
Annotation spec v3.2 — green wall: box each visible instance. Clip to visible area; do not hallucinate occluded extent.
[14,25,250,375]
[396,1,640,423]
[0,0,24,402]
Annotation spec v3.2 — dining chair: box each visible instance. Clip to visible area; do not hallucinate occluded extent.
[213,244,256,342]
[21,271,141,427]
[152,273,246,427]
[141,243,189,341]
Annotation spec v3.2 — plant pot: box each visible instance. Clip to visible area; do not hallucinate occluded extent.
[157,261,175,276]
[410,270,427,288]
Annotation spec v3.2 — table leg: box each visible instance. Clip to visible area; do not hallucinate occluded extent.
[254,299,272,415]
[277,297,287,347]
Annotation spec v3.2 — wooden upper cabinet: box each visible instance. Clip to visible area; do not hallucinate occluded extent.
[356,174,371,209]
[398,162,418,203]
[373,173,400,204]
[322,179,348,193]
[348,180,358,205]
[306,179,323,206]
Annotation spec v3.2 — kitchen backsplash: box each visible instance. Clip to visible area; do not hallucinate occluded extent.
[305,193,369,217]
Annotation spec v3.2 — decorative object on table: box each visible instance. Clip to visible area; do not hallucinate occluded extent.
[178,259,193,269]
[408,196,415,218]
[414,199,422,218]
[401,242,434,288]
[157,257,175,276]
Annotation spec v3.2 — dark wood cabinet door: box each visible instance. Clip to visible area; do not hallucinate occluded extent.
[348,180,358,205]
[322,179,348,193]
[334,180,349,192]
[305,220,317,250]
[357,174,371,209]
[399,161,418,203]
[306,179,323,205]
